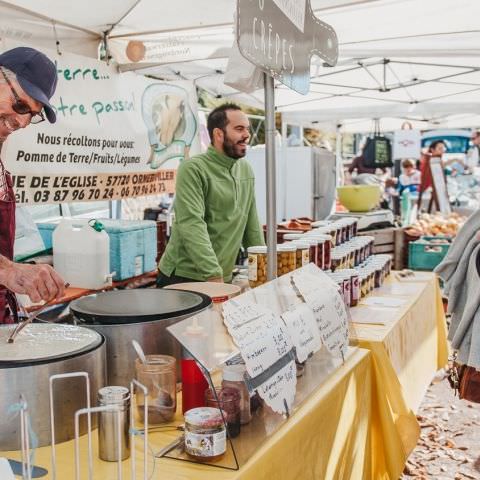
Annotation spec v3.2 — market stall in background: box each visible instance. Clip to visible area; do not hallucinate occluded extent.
[0,0,478,479]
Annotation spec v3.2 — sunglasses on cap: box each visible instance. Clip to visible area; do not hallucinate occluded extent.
[0,67,45,124]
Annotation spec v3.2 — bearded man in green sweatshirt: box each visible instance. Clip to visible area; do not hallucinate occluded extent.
[157,103,265,286]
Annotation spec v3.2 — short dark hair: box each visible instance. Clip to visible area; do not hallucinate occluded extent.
[207,103,242,143]
[429,140,446,152]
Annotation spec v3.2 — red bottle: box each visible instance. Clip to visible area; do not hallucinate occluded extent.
[181,350,209,414]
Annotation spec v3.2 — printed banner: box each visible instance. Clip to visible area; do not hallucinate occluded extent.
[1,48,200,205]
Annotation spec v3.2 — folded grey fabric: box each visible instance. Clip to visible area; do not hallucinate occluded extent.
[448,242,480,369]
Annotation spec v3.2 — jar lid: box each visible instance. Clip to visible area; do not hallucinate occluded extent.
[185,407,225,428]
[248,246,267,254]
[311,221,331,228]
[301,237,320,246]
[305,233,328,242]
[277,244,297,252]
[291,241,310,249]
[283,233,304,240]
[98,386,130,404]
[223,363,246,382]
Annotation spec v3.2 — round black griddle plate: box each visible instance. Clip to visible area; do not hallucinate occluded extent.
[70,289,212,325]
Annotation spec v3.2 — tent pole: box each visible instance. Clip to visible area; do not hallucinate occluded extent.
[281,119,288,221]
[264,73,277,281]
[335,123,343,187]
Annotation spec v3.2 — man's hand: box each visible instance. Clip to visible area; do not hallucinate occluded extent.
[207,276,224,283]
[0,259,66,303]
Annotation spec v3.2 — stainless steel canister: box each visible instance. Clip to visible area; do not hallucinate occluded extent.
[97,386,130,461]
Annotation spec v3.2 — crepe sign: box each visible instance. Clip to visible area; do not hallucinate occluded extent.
[236,0,338,94]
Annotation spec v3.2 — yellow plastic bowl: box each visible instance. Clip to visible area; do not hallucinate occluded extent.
[337,185,381,212]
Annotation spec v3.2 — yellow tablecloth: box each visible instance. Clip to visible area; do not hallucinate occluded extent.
[3,273,448,480]
[6,348,376,480]
[350,271,449,479]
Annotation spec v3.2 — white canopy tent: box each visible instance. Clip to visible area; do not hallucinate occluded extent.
[1,0,480,131]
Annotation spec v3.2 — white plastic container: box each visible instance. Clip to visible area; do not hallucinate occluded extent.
[53,218,111,289]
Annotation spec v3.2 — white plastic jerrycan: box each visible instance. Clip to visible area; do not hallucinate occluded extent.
[53,218,112,289]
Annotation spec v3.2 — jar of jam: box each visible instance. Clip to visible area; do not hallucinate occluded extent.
[291,240,310,268]
[343,269,360,307]
[340,272,351,307]
[277,244,297,276]
[247,246,267,288]
[205,387,241,438]
[185,407,227,461]
[331,251,342,272]
[302,238,318,269]
[305,234,325,269]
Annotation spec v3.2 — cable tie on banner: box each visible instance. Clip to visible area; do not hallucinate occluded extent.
[52,21,62,56]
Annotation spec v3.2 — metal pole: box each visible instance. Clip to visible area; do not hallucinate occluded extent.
[335,124,343,187]
[264,73,277,281]
[281,119,288,221]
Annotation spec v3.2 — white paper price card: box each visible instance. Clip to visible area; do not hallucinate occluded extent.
[257,358,297,415]
[229,311,293,378]
[292,271,349,360]
[281,304,321,363]
[222,300,269,329]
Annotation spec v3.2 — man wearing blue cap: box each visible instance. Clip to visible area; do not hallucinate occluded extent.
[0,47,65,323]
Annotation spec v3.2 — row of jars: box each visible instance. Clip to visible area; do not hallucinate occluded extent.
[326,254,393,307]
[311,217,358,246]
[330,236,375,272]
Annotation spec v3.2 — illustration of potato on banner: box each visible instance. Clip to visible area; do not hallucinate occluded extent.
[141,83,197,169]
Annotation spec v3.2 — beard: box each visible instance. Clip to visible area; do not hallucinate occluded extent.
[222,135,248,159]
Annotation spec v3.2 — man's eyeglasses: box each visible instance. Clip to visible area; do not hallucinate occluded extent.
[0,67,45,124]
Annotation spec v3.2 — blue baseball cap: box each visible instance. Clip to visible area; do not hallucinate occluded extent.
[0,47,58,123]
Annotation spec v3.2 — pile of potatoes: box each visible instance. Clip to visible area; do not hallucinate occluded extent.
[405,212,465,238]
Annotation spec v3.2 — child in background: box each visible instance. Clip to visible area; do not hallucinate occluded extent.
[398,159,421,194]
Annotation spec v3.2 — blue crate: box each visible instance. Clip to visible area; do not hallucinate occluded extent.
[38,219,157,280]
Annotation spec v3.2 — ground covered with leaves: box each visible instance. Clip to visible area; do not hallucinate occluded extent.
[402,376,480,480]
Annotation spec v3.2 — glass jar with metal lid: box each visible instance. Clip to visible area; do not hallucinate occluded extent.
[277,243,297,276]
[184,407,227,461]
[301,237,318,269]
[247,246,267,288]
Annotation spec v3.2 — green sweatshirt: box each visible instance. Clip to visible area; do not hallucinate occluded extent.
[159,146,265,282]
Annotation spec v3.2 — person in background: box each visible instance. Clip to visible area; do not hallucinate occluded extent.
[157,103,265,286]
[419,140,446,192]
[347,147,387,176]
[466,131,480,171]
[398,158,421,194]
[0,47,65,323]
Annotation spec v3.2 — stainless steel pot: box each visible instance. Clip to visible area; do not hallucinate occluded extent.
[70,289,212,387]
[0,324,106,451]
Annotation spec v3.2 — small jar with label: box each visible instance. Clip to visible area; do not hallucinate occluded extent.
[291,240,310,268]
[302,238,318,268]
[277,244,297,276]
[184,407,227,461]
[343,269,360,307]
[360,271,369,298]
[340,272,351,307]
[205,387,241,438]
[331,251,342,272]
[221,364,252,425]
[247,246,267,288]
[305,235,325,269]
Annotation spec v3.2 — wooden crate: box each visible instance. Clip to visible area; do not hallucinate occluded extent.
[358,227,405,270]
